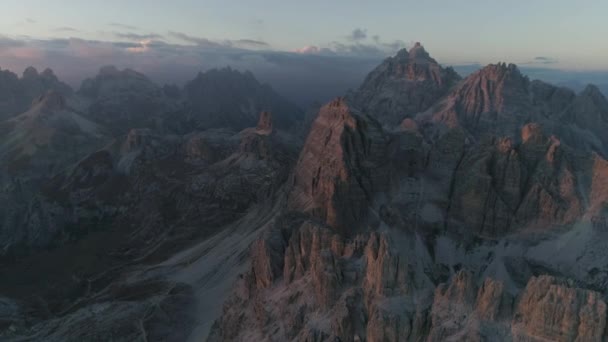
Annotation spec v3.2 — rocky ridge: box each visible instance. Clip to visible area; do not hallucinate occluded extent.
[211,47,608,341]
[2,44,608,342]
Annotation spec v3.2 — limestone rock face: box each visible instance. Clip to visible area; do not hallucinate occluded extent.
[512,275,607,341]
[475,278,511,321]
[288,98,389,233]
[431,63,530,134]
[251,228,287,290]
[256,111,273,133]
[363,232,414,299]
[445,123,597,237]
[429,62,608,156]
[351,42,461,126]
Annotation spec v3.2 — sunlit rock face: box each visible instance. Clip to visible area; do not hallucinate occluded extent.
[288,98,389,234]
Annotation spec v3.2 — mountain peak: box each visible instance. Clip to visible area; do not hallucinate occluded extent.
[581,84,605,99]
[22,66,39,79]
[464,62,527,89]
[478,62,522,78]
[350,43,460,125]
[408,42,434,62]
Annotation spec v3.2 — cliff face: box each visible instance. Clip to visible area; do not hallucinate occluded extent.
[288,98,389,234]
[211,221,608,341]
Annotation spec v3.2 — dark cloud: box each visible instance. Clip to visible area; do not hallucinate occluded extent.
[111,41,142,49]
[348,28,368,41]
[114,32,164,41]
[533,56,559,64]
[168,31,225,48]
[109,22,138,30]
[235,39,270,48]
[26,18,36,24]
[520,56,560,66]
[168,31,269,50]
[53,27,80,32]
[0,36,26,50]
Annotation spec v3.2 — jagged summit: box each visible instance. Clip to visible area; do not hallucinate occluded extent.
[22,66,39,79]
[350,43,460,125]
[476,62,524,79]
[0,66,72,120]
[429,61,531,132]
[408,42,435,62]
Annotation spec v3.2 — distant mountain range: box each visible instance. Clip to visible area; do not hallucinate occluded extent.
[1,45,608,341]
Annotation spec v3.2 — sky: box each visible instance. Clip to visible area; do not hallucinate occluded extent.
[0,0,607,105]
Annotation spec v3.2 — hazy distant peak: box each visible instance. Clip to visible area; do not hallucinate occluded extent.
[22,66,39,79]
[581,84,605,98]
[97,65,147,80]
[40,68,59,81]
[99,65,119,76]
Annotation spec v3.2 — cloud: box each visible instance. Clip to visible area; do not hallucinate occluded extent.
[114,32,164,41]
[533,56,559,65]
[294,30,405,59]
[0,36,26,51]
[53,27,80,33]
[26,18,36,24]
[520,56,560,66]
[168,31,224,48]
[0,34,390,107]
[109,22,138,30]
[168,31,269,50]
[234,39,269,48]
[382,39,407,51]
[294,45,321,54]
[348,28,367,41]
